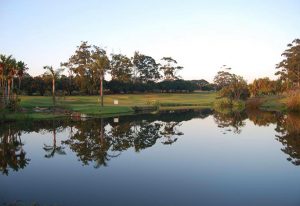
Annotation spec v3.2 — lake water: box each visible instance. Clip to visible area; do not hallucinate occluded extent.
[1,109,300,206]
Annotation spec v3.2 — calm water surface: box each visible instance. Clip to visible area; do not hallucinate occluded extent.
[1,110,300,206]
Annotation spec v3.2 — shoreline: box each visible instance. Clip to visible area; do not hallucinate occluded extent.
[0,93,293,122]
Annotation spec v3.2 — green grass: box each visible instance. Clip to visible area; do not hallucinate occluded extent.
[0,112,64,121]
[257,95,287,112]
[1,92,293,121]
[21,96,56,109]
[0,92,215,120]
[60,92,216,107]
[70,105,134,115]
[21,92,216,109]
[212,98,246,113]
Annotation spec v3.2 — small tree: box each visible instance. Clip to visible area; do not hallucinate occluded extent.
[110,54,133,82]
[160,57,183,80]
[214,66,249,101]
[276,39,300,89]
[248,77,277,97]
[43,66,64,106]
[90,47,110,107]
[219,75,249,101]
[132,52,161,82]
[213,65,233,90]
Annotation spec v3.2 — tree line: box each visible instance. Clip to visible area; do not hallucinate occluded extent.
[0,41,216,108]
[19,74,213,96]
[1,38,299,108]
[212,38,300,102]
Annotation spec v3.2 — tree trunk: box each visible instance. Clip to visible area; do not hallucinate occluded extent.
[7,79,11,100]
[4,81,7,103]
[69,71,72,95]
[297,64,300,89]
[18,77,21,94]
[11,78,14,96]
[2,79,5,104]
[100,75,103,107]
[52,78,56,106]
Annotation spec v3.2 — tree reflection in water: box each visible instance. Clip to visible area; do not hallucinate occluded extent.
[275,113,300,165]
[62,110,212,167]
[247,109,279,127]
[213,111,247,134]
[43,121,66,158]
[0,125,30,175]
[2,108,300,173]
[0,110,213,174]
[160,122,183,145]
[213,109,300,166]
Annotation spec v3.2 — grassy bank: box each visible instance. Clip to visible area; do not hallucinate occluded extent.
[246,95,287,112]
[1,92,216,121]
[2,92,298,121]
[212,95,289,113]
[0,112,65,121]
[259,95,287,112]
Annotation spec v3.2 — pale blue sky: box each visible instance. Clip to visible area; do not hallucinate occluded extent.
[1,0,299,81]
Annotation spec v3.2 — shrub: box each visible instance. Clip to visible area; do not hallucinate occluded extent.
[214,98,245,113]
[0,98,4,111]
[246,98,264,110]
[286,90,300,112]
[6,98,21,112]
[232,100,245,111]
[213,98,232,109]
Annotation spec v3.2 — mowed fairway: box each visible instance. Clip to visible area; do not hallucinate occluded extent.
[20,92,216,116]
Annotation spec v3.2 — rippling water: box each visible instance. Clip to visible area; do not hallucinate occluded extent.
[1,109,300,206]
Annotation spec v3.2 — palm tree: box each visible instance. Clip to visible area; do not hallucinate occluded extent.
[16,61,28,94]
[1,55,8,101]
[0,56,4,104]
[0,55,27,104]
[90,48,110,107]
[8,58,17,99]
[43,66,64,106]
[0,55,15,102]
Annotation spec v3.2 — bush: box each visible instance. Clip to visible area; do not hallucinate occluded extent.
[213,98,232,109]
[232,100,245,111]
[0,97,4,111]
[213,98,245,113]
[6,98,21,112]
[246,98,264,110]
[286,90,300,112]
